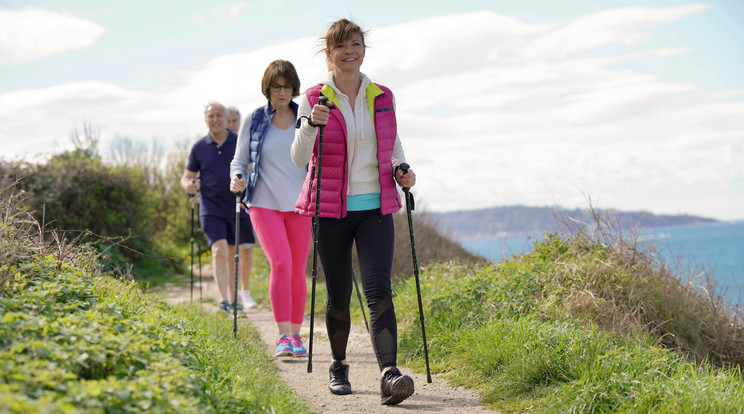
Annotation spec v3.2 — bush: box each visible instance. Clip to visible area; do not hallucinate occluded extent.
[1,133,198,282]
[0,187,310,413]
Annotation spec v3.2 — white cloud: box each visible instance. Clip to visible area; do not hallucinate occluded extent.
[530,4,710,58]
[1,5,742,219]
[188,2,246,24]
[0,7,105,65]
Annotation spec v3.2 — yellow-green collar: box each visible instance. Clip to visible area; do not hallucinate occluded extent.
[320,83,385,126]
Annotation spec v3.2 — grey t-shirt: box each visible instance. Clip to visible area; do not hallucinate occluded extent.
[251,123,307,212]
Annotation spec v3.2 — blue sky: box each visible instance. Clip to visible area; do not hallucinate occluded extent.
[1,1,742,220]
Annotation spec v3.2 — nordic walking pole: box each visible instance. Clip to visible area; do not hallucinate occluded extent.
[399,163,432,383]
[196,186,203,302]
[189,185,196,303]
[308,94,329,373]
[351,266,369,333]
[197,220,203,301]
[233,173,244,339]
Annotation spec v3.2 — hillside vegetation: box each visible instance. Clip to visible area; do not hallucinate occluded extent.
[394,210,744,412]
[0,132,193,283]
[3,137,743,413]
[0,182,312,413]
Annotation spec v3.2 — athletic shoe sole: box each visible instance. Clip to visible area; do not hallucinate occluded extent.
[381,376,414,405]
[274,349,294,357]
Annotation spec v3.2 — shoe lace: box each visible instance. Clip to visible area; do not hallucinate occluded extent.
[383,367,401,381]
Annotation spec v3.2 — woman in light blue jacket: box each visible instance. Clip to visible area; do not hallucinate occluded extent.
[230,60,311,358]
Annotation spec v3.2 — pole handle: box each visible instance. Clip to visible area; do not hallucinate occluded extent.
[189,178,196,198]
[398,163,413,203]
[235,174,243,211]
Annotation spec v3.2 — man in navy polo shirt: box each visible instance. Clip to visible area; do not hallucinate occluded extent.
[180,101,257,315]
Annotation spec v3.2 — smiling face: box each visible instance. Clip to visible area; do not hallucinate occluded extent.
[327,32,366,74]
[323,19,368,72]
[204,104,227,136]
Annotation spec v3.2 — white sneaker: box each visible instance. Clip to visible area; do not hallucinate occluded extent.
[239,291,258,309]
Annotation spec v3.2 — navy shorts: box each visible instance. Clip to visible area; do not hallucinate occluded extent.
[199,213,255,247]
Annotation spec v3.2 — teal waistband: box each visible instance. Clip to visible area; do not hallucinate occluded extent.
[347,193,380,211]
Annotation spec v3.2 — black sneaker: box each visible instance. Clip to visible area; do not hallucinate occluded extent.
[380,367,414,405]
[328,360,352,395]
[217,300,230,316]
[230,302,247,319]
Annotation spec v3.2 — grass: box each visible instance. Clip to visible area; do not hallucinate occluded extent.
[392,212,744,412]
[5,174,744,413]
[0,183,316,414]
[0,254,315,413]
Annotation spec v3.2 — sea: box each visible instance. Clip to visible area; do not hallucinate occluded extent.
[460,220,744,308]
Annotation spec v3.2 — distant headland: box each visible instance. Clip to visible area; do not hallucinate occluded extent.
[429,205,719,240]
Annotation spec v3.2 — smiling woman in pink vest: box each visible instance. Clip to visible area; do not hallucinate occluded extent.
[291,18,417,406]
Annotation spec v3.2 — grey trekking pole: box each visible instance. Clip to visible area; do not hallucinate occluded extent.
[399,163,432,383]
[351,266,369,333]
[308,95,329,373]
[232,173,244,338]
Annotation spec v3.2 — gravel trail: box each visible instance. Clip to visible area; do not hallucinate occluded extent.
[155,273,494,413]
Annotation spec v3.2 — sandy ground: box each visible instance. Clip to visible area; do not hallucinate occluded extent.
[153,271,494,414]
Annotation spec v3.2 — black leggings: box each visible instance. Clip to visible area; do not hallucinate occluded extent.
[318,210,397,370]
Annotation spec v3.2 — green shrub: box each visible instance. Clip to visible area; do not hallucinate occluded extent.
[0,186,312,413]
[0,254,311,413]
[393,224,744,412]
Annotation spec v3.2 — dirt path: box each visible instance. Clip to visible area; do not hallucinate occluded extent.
[153,272,493,413]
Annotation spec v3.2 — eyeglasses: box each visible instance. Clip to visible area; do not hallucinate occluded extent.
[270,84,293,92]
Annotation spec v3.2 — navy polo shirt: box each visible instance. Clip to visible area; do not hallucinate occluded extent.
[186,130,245,219]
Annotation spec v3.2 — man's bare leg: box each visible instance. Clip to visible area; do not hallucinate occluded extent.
[211,239,232,303]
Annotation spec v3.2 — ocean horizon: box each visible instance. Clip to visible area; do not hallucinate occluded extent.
[460,220,744,308]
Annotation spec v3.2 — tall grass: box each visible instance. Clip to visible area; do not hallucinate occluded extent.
[548,205,744,367]
[393,206,744,413]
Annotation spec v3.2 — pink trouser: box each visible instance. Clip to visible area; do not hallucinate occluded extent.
[249,207,312,325]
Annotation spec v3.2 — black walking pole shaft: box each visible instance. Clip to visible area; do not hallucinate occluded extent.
[197,196,203,301]
[233,173,243,338]
[189,191,195,303]
[399,163,432,383]
[308,95,329,373]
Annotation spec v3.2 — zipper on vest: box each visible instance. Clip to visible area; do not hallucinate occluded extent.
[340,136,348,219]
[376,109,402,213]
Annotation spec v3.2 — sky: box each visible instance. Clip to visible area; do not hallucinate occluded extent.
[1,0,742,220]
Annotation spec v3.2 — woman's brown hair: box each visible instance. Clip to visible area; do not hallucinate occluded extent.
[323,19,368,71]
[261,59,301,100]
